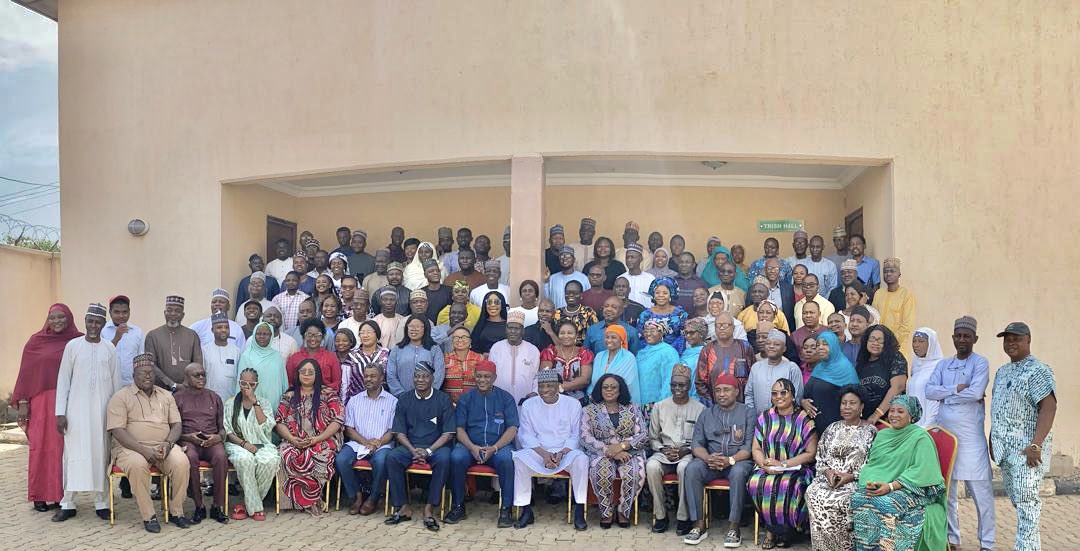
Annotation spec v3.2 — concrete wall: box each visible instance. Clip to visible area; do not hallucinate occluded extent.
[0,246,61,396]
[220,184,297,300]
[844,165,893,259]
[58,1,1080,457]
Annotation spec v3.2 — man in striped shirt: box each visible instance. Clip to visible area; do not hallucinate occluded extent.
[334,363,396,515]
[272,271,309,333]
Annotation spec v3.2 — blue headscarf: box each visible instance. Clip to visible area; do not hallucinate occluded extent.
[701,246,750,291]
[810,330,860,387]
[648,276,680,299]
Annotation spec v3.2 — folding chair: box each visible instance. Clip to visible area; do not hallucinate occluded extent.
[108,464,168,525]
[403,462,448,518]
[703,477,759,544]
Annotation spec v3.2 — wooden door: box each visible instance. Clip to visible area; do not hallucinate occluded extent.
[266,216,297,259]
[845,208,863,238]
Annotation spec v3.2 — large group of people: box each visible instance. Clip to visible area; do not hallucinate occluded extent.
[13,220,1057,551]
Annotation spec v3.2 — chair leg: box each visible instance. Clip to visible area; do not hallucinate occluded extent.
[703,489,709,530]
[633,492,638,526]
[162,476,169,523]
[754,512,759,545]
[384,479,390,517]
[566,480,572,525]
[275,473,280,515]
[224,474,229,514]
[336,478,341,511]
[323,480,330,513]
[108,475,115,526]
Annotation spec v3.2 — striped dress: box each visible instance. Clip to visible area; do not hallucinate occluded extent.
[748,408,816,537]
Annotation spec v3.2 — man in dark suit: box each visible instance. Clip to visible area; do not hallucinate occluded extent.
[763,258,796,329]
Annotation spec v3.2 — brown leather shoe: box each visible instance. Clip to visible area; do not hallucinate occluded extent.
[348,495,364,515]
[358,497,378,516]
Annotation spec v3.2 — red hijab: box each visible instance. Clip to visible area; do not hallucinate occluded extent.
[11,303,83,403]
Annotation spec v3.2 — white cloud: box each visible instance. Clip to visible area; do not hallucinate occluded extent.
[0,3,57,72]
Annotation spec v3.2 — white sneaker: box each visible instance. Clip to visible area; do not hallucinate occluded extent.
[682,527,708,545]
[723,528,742,548]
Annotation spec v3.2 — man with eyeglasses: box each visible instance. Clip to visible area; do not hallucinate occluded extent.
[645,366,705,535]
[744,330,803,414]
[172,362,229,524]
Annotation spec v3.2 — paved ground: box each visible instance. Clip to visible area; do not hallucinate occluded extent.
[2,444,1078,550]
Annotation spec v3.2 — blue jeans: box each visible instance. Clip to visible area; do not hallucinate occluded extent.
[386,446,451,507]
[334,445,391,501]
[448,443,514,507]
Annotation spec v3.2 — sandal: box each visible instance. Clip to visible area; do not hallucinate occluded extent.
[762,533,777,550]
[251,512,266,521]
[424,515,440,532]
[230,504,247,521]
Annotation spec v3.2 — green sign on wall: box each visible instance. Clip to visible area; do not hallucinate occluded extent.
[757,219,804,233]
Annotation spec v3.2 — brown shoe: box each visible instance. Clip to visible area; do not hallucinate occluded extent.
[349,495,364,515]
[358,497,378,516]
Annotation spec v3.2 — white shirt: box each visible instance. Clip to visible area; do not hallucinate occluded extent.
[264,258,293,285]
[470,283,510,307]
[508,306,539,327]
[489,339,539,405]
[101,321,144,386]
[201,341,240,402]
[191,316,246,347]
[619,271,656,308]
[233,299,273,323]
[495,254,511,285]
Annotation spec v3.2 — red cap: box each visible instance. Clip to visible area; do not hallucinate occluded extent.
[476,360,497,374]
[107,295,130,307]
[713,373,739,388]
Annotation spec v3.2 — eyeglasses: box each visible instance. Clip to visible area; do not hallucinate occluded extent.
[867,336,886,344]
[770,390,791,396]
[191,373,206,378]
[239,381,258,388]
[452,335,471,340]
[716,323,733,329]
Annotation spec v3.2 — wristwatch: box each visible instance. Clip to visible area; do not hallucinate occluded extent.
[728,456,736,466]
[425,447,433,455]
[781,461,788,469]
[169,383,178,393]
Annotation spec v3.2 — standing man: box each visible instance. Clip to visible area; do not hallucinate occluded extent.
[584,296,641,355]
[570,217,596,271]
[107,355,191,532]
[847,234,880,290]
[363,249,391,300]
[581,264,614,312]
[762,258,797,330]
[191,288,245,346]
[444,249,486,290]
[200,312,240,403]
[331,226,352,256]
[828,259,862,313]
[793,274,835,329]
[422,261,454,324]
[347,229,376,279]
[925,315,995,551]
[387,226,407,263]
[470,261,510,306]
[744,329,803,413]
[645,367,704,535]
[52,303,121,522]
[473,235,492,263]
[747,238,793,284]
[523,299,558,352]
[545,246,590,309]
[235,273,273,322]
[436,227,455,261]
[489,311,539,405]
[619,243,655,308]
[825,226,849,272]
[495,226,511,285]
[272,272,310,332]
[445,360,519,527]
[991,322,1056,551]
[235,253,279,310]
[872,257,916,362]
[783,230,811,271]
[264,238,294,284]
[695,311,754,403]
[173,363,229,524]
[544,225,566,277]
[443,227,473,275]
[614,276,645,327]
[800,235,838,297]
[385,262,411,314]
[102,294,144,388]
[145,296,203,392]
[674,252,707,313]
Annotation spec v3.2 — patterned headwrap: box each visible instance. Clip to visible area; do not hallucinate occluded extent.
[549,224,564,237]
[643,318,669,336]
[647,276,679,299]
[684,317,708,336]
[86,303,107,320]
[890,394,923,423]
[536,369,562,384]
[133,353,156,369]
[414,360,435,375]
[452,279,470,290]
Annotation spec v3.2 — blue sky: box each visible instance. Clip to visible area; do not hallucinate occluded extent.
[0,2,58,229]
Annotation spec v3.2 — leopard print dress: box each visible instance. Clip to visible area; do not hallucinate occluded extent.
[805,421,877,551]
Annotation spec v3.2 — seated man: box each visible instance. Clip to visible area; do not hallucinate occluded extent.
[512,369,589,531]
[445,360,519,527]
[106,355,191,533]
[173,363,229,524]
[681,374,755,547]
[334,363,396,515]
[385,361,455,532]
[645,367,705,535]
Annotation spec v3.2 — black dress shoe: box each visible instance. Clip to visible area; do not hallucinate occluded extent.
[144,517,161,533]
[33,501,48,512]
[652,517,669,533]
[168,515,191,529]
[676,520,692,536]
[497,507,514,528]
[514,505,534,528]
[120,478,133,499]
[443,505,466,524]
[189,507,206,524]
[573,504,587,531]
[209,506,229,524]
[51,509,76,522]
[423,516,440,532]
[96,508,111,521]
[384,509,412,525]
[617,518,631,528]
[599,520,612,530]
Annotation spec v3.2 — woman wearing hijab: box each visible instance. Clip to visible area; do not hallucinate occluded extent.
[13,303,82,512]
[701,245,750,291]
[801,331,860,437]
[646,247,677,279]
[590,324,639,403]
[403,241,446,290]
[906,327,943,428]
[635,319,681,407]
[851,395,946,551]
[237,321,289,414]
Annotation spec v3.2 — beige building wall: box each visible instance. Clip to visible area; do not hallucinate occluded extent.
[57,1,1079,457]
[844,165,894,259]
[0,246,61,397]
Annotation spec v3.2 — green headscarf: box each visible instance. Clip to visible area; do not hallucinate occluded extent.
[237,321,288,412]
[701,246,750,291]
[858,407,946,551]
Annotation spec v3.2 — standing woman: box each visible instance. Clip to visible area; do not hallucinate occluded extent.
[748,378,818,548]
[386,314,446,395]
[589,325,638,403]
[470,291,508,354]
[539,319,595,405]
[582,237,626,289]
[237,322,289,414]
[223,368,280,521]
[801,331,860,437]
[856,325,908,426]
[637,277,688,353]
[635,319,680,407]
[333,327,358,398]
[311,274,337,316]
[341,320,389,406]
[442,325,483,404]
[275,358,344,516]
[906,328,943,428]
[580,374,648,528]
[508,279,541,327]
[647,248,677,279]
[403,242,446,290]
[13,304,81,512]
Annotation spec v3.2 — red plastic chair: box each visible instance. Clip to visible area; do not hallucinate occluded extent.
[926,425,958,488]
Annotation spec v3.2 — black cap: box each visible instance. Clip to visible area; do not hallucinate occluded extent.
[996,321,1031,338]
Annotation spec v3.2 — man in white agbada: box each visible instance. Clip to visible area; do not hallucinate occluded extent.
[744,329,804,413]
[488,311,539,405]
[512,369,589,530]
[189,288,245,346]
[52,303,122,521]
[925,315,995,551]
[200,312,240,402]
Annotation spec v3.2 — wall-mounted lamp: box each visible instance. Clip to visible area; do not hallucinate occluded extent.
[127,218,149,236]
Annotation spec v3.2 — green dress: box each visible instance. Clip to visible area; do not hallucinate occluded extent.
[850,423,946,551]
[223,398,279,514]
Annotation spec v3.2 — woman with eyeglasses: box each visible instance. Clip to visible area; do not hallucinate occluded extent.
[748,378,819,548]
[855,325,908,425]
[223,368,280,521]
[442,325,483,404]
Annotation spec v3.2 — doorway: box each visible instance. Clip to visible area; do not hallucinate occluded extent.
[266,215,297,259]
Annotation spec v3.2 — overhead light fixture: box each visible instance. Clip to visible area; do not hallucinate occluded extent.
[701,161,728,170]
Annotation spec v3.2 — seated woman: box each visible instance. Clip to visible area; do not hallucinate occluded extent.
[275,359,344,516]
[540,319,594,405]
[341,320,389,406]
[805,385,877,551]
[580,373,648,528]
[223,368,280,521]
[636,277,688,353]
[435,280,481,329]
[442,325,482,404]
[855,325,908,425]
[748,378,818,548]
[802,331,860,437]
[470,291,508,354]
[850,395,946,551]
